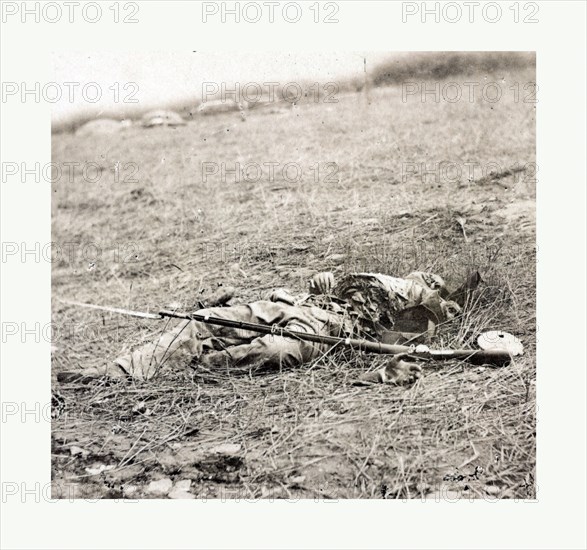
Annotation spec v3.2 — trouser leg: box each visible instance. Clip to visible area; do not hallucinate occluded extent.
[201,331,327,371]
[114,301,327,379]
[114,318,202,380]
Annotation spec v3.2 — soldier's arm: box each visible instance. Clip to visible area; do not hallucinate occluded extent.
[266,288,297,305]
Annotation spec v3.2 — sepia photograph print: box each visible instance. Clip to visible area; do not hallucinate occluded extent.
[50,51,537,501]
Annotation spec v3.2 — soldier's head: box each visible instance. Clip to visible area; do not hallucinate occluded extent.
[406,272,462,322]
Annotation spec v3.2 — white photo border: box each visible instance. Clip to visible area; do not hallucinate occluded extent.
[1,1,586,549]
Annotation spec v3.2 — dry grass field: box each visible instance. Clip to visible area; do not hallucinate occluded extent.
[51,67,536,500]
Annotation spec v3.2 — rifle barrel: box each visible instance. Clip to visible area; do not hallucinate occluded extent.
[158,310,512,366]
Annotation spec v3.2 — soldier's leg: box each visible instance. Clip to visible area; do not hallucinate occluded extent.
[58,301,326,382]
[114,317,203,380]
[201,333,326,370]
[114,301,309,379]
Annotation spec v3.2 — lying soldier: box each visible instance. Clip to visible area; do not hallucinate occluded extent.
[58,270,471,385]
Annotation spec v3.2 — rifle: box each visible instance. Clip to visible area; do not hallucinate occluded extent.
[61,300,516,366]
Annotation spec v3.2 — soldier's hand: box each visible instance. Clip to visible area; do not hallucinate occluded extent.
[266,288,296,305]
[308,272,335,295]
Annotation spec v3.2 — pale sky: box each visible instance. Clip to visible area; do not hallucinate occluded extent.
[51,51,395,125]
